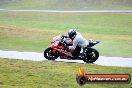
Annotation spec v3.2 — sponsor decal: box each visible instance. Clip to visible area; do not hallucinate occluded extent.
[76,67,131,85]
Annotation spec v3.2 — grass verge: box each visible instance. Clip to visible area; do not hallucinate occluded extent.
[0,0,132,10]
[0,58,132,88]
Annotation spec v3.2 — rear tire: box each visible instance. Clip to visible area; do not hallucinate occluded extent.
[83,48,99,63]
[44,47,59,60]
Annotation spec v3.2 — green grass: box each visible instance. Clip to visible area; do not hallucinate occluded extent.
[0,58,132,88]
[0,11,132,57]
[0,12,132,35]
[0,0,132,10]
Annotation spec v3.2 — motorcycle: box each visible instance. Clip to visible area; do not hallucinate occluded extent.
[44,35,100,63]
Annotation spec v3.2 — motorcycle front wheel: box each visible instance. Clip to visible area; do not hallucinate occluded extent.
[83,48,99,63]
[44,47,59,60]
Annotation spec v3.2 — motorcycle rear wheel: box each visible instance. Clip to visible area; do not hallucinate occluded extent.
[83,48,99,63]
[44,47,59,60]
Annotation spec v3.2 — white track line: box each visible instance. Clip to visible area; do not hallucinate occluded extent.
[0,9,132,13]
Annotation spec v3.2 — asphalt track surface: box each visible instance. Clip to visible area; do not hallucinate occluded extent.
[0,9,132,13]
[0,50,132,68]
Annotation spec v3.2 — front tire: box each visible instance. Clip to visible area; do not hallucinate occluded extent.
[44,47,59,60]
[83,48,99,63]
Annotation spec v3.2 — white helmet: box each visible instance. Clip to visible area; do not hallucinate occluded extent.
[68,29,77,39]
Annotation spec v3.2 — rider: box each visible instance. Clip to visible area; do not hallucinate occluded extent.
[66,29,89,58]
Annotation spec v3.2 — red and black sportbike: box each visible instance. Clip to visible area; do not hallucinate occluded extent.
[44,35,100,63]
